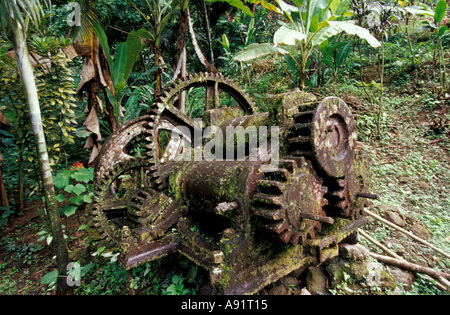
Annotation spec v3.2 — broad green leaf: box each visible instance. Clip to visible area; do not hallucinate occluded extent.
[78,224,89,231]
[70,195,84,206]
[2,107,18,127]
[122,29,152,90]
[70,168,93,183]
[61,204,77,217]
[438,25,447,37]
[310,25,341,46]
[274,26,307,46]
[329,0,342,15]
[290,0,305,8]
[54,174,70,190]
[220,34,230,53]
[327,21,381,48]
[434,0,448,23]
[404,6,434,17]
[92,20,113,71]
[112,42,128,96]
[233,43,288,62]
[276,0,298,14]
[284,54,299,75]
[56,194,66,202]
[40,270,58,284]
[83,194,93,203]
[64,184,75,194]
[305,0,330,33]
[72,183,87,195]
[334,42,353,69]
[46,235,53,246]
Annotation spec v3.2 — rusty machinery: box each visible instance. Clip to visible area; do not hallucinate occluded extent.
[91,73,372,294]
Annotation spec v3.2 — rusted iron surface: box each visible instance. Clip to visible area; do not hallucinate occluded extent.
[91,73,373,295]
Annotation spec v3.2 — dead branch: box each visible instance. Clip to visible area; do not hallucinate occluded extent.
[363,209,450,260]
[359,228,448,291]
[369,252,450,291]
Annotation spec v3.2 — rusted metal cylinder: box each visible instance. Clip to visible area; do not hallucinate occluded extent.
[182,160,264,215]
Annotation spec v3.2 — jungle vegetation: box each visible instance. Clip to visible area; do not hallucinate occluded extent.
[0,0,449,295]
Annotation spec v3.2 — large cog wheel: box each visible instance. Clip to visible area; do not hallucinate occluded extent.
[148,72,258,189]
[92,160,183,245]
[92,73,257,243]
[154,72,256,116]
[93,115,156,185]
[251,158,330,246]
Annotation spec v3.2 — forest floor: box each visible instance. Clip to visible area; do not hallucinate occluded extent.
[1,74,449,295]
[0,199,91,294]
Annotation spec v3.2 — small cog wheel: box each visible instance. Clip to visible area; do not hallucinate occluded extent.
[287,97,358,178]
[251,158,330,246]
[324,149,371,219]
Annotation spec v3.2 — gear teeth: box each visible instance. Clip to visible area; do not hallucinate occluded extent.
[293,110,315,123]
[269,220,289,235]
[252,208,284,221]
[289,233,301,246]
[252,158,331,247]
[256,180,284,195]
[323,177,352,218]
[279,229,293,244]
[253,194,283,206]
[261,168,290,182]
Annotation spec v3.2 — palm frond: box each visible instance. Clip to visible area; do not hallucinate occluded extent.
[0,0,48,31]
[69,0,98,42]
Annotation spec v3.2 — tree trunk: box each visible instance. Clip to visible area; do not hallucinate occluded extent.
[0,153,8,208]
[201,0,214,65]
[16,138,24,212]
[187,8,218,74]
[10,23,69,291]
[153,39,163,99]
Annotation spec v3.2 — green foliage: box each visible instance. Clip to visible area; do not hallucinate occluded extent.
[0,0,47,32]
[0,206,14,226]
[233,0,380,87]
[32,36,79,167]
[4,237,44,265]
[206,0,254,16]
[163,274,196,295]
[53,166,94,218]
[93,21,156,124]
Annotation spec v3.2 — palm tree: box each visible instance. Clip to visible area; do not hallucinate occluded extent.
[0,0,69,291]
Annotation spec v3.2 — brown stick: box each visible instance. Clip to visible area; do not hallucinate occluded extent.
[363,209,450,259]
[359,229,448,291]
[358,229,402,260]
[369,252,450,291]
